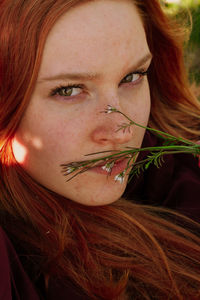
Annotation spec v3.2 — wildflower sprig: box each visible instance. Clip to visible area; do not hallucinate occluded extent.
[61,105,200,182]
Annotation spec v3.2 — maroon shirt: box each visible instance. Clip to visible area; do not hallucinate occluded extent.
[0,226,89,299]
[0,227,40,300]
[124,131,200,222]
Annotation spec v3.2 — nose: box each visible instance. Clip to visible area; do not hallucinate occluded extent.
[91,106,133,146]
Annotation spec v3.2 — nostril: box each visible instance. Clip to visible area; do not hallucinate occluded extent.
[92,127,133,145]
[91,110,134,145]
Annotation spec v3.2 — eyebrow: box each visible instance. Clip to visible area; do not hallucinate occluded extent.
[38,52,152,83]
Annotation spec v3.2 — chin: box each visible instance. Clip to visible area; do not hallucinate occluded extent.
[69,185,127,207]
[84,197,120,207]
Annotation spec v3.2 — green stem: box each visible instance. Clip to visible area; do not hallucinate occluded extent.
[61,107,200,181]
[116,109,196,146]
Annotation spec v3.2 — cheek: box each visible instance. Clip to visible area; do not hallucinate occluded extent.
[14,94,98,170]
[13,114,82,168]
[126,83,150,146]
[136,94,151,125]
[126,81,151,124]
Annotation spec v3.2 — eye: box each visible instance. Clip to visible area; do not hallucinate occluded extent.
[120,71,148,85]
[50,84,83,98]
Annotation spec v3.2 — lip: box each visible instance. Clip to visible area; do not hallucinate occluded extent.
[89,158,129,176]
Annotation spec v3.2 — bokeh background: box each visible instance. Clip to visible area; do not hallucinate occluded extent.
[162,0,200,99]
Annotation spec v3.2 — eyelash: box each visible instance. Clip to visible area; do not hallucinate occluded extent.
[49,69,149,99]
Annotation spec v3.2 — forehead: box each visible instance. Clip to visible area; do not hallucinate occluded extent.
[38,0,148,79]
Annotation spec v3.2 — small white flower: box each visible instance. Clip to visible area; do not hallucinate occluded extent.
[105,105,116,114]
[66,167,76,174]
[114,171,125,184]
[102,161,115,173]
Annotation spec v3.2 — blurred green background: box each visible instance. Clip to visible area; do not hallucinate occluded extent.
[162,0,200,98]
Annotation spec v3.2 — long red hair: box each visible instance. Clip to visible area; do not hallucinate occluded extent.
[134,0,200,139]
[1,0,200,299]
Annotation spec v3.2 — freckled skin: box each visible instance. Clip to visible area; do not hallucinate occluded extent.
[13,0,151,206]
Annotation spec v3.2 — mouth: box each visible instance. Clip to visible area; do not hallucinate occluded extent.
[61,150,132,182]
[89,158,129,176]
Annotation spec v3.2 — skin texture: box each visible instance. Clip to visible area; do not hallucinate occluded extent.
[12,0,151,206]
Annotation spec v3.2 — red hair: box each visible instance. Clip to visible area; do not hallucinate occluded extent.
[1,0,200,299]
[134,0,200,139]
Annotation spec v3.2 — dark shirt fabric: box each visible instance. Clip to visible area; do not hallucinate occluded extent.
[124,131,200,222]
[0,227,40,300]
[0,132,199,299]
[0,226,88,300]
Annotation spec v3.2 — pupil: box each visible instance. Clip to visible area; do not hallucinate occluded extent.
[125,74,133,82]
[61,88,72,96]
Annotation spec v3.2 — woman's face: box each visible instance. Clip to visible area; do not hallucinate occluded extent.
[13,0,151,206]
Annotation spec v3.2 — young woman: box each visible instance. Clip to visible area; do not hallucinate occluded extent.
[0,0,200,299]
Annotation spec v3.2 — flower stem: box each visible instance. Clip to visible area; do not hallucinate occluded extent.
[61,106,200,181]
